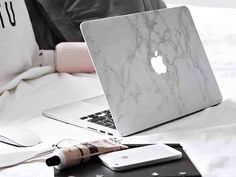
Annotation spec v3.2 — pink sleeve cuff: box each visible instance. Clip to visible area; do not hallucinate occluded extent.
[55,42,95,73]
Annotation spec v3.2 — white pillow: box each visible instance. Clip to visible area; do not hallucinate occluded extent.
[0,0,39,87]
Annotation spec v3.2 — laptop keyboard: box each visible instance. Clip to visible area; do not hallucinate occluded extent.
[80,110,116,129]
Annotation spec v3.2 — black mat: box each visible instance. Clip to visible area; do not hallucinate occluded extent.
[55,144,201,177]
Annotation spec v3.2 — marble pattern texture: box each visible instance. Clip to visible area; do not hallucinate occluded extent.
[81,6,222,136]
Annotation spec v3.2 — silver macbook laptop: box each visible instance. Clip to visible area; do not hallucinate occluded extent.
[43,6,222,137]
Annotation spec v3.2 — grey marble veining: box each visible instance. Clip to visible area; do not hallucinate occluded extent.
[81,6,222,136]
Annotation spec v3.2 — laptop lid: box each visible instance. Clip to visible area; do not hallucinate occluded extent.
[80,6,222,136]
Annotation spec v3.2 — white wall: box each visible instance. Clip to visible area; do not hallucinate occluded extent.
[165,0,236,8]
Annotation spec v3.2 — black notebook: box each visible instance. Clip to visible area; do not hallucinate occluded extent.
[54,144,201,177]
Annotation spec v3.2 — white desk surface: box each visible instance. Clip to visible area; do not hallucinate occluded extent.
[1,4,236,177]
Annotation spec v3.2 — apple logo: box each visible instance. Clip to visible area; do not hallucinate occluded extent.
[151,50,167,75]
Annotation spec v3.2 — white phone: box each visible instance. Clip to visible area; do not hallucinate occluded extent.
[99,143,182,171]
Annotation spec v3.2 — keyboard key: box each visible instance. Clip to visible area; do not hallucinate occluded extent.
[88,114,97,118]
[102,110,110,113]
[95,112,102,115]
[109,125,116,129]
[80,116,88,120]
[88,117,105,122]
[105,122,113,127]
[95,121,107,126]
[104,119,112,123]
[98,116,108,120]
[88,119,96,123]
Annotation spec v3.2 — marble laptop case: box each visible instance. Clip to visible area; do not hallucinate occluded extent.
[80,6,222,136]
